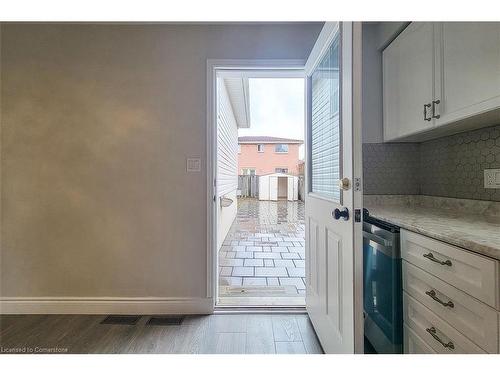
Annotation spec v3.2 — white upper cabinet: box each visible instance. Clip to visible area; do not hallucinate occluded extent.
[435,22,500,126]
[383,22,500,142]
[383,23,435,140]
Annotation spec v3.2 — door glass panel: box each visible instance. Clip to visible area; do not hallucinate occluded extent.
[309,32,341,201]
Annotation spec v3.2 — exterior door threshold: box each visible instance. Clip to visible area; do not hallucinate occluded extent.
[214,306,307,314]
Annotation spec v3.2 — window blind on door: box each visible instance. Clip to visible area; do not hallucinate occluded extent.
[310,33,341,201]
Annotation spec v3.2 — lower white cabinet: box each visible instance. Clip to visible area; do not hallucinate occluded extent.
[401,229,500,354]
[403,261,499,352]
[401,230,499,309]
[404,324,436,354]
[404,293,486,354]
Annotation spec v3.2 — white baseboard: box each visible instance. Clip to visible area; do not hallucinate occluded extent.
[0,297,214,315]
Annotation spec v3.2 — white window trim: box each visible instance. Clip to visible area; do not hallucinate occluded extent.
[207,59,306,308]
[274,144,289,153]
[257,144,264,153]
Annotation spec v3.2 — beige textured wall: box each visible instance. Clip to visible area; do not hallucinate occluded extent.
[0,23,321,299]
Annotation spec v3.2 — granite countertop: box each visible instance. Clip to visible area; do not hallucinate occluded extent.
[364,195,500,261]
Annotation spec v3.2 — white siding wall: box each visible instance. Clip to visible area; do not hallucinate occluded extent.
[216,78,239,249]
[217,78,239,196]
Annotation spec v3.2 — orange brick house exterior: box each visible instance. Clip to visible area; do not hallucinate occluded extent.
[238,136,303,176]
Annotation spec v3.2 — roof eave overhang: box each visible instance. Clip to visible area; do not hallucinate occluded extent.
[222,77,251,129]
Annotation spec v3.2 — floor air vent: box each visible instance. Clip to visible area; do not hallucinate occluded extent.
[101,315,141,325]
[146,315,185,326]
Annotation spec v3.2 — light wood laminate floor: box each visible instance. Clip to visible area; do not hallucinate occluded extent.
[0,313,323,354]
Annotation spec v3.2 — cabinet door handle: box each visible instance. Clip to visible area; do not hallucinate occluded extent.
[426,327,455,350]
[423,103,432,121]
[431,99,441,119]
[423,252,452,266]
[425,289,454,308]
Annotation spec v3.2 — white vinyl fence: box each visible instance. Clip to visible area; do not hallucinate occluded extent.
[238,175,259,198]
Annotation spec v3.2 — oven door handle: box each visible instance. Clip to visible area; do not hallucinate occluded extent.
[366,240,390,253]
[362,231,392,247]
[362,231,399,257]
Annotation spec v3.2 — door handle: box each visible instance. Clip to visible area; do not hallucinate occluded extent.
[338,177,350,191]
[423,103,432,121]
[431,100,441,119]
[333,207,349,221]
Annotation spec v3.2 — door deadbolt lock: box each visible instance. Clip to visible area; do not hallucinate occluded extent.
[338,177,350,190]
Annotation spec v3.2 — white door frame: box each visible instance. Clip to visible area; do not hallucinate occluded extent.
[303,22,364,353]
[352,22,364,354]
[206,59,306,308]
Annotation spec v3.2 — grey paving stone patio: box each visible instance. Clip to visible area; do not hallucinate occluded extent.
[218,198,305,302]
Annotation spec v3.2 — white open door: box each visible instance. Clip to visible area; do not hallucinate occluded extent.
[304,22,363,354]
[269,175,278,201]
[287,176,293,201]
[259,175,269,200]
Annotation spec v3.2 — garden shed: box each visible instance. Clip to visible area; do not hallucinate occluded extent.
[258,173,299,201]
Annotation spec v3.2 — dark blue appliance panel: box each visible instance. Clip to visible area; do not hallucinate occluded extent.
[363,242,403,346]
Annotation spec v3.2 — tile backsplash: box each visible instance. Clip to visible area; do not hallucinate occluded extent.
[363,124,500,201]
[363,143,420,195]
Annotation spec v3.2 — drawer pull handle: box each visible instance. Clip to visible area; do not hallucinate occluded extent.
[425,290,454,308]
[426,327,455,350]
[423,252,452,266]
